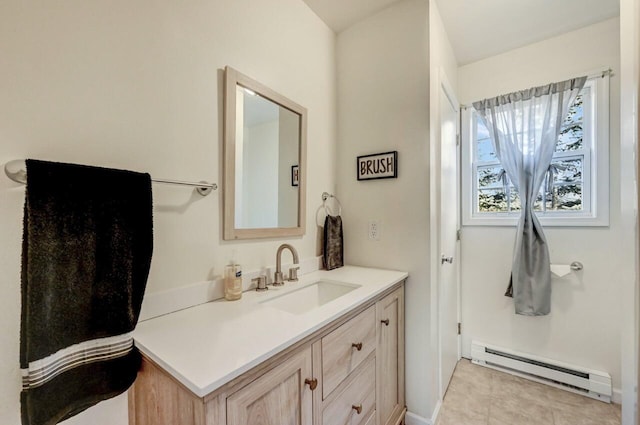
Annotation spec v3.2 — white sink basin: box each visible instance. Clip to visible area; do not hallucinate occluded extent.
[260,280,360,315]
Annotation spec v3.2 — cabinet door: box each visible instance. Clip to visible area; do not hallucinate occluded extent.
[226,347,314,425]
[376,285,405,425]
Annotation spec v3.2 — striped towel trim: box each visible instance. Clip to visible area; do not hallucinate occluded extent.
[21,333,133,390]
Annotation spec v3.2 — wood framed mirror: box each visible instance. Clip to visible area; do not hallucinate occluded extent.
[223,66,307,240]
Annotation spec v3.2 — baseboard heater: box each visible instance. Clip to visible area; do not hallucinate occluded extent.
[471,341,612,403]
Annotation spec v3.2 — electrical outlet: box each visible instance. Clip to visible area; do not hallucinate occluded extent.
[368,220,380,240]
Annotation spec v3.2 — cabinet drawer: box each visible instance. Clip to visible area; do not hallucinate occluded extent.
[364,411,376,425]
[322,356,375,425]
[322,306,376,398]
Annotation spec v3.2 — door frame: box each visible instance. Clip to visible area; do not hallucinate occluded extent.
[620,0,639,423]
[435,67,462,400]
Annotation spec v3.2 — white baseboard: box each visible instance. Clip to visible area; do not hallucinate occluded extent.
[430,400,442,424]
[405,411,431,425]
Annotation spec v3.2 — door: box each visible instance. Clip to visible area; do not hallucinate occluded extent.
[438,70,460,397]
[226,347,313,425]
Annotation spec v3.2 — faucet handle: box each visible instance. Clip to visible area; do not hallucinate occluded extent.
[287,265,300,282]
[252,275,268,292]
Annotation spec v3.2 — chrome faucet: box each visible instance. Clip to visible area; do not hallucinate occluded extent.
[273,244,300,286]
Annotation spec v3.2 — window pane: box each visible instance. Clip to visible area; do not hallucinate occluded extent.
[476,118,497,161]
[478,189,508,212]
[557,92,585,152]
[557,124,583,151]
[477,166,504,188]
[551,185,582,210]
[551,157,582,184]
[545,157,583,211]
[564,93,584,125]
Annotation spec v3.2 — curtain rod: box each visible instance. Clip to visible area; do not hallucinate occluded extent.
[4,159,217,196]
[460,68,612,110]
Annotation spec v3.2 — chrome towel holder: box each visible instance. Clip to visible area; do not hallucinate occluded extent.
[4,159,217,196]
[322,192,342,216]
[570,261,583,271]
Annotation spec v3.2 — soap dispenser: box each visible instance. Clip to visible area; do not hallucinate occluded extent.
[224,252,242,301]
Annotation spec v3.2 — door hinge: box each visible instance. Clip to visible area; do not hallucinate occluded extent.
[456,134,460,146]
[456,229,461,241]
[457,323,461,335]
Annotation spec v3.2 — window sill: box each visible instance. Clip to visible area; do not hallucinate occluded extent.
[463,213,609,227]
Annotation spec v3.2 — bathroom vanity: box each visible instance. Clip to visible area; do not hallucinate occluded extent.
[129,266,407,425]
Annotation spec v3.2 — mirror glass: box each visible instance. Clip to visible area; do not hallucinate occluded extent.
[224,67,307,240]
[235,87,300,228]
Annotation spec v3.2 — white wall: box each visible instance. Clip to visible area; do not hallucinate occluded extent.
[336,0,434,419]
[458,18,627,396]
[0,0,336,423]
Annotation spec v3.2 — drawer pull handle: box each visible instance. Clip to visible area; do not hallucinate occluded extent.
[381,319,390,326]
[351,342,363,351]
[305,378,318,391]
[352,404,363,414]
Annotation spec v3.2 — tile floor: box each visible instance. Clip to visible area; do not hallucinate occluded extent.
[435,359,621,425]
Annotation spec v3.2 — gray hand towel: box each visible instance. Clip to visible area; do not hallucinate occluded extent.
[20,159,153,425]
[323,215,344,270]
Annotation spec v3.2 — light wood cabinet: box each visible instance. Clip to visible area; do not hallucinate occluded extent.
[226,347,312,425]
[129,281,405,425]
[376,286,405,425]
[321,305,376,399]
[321,355,376,425]
[128,359,206,425]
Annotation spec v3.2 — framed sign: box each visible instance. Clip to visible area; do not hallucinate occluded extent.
[291,165,299,186]
[357,151,397,181]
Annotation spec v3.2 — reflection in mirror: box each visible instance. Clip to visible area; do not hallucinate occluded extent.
[224,66,307,240]
[235,87,300,228]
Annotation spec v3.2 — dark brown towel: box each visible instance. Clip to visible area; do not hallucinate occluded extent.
[323,215,344,270]
[20,159,153,425]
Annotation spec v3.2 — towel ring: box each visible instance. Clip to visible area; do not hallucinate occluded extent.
[322,192,342,216]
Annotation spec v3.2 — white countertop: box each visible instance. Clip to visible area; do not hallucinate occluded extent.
[133,266,407,397]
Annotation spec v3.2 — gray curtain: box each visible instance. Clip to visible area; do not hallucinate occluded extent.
[473,77,586,316]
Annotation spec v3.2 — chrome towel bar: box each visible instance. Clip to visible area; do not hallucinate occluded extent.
[4,159,217,196]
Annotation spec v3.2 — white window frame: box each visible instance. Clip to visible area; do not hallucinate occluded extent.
[461,77,609,227]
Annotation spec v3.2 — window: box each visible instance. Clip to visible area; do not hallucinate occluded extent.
[461,77,609,226]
